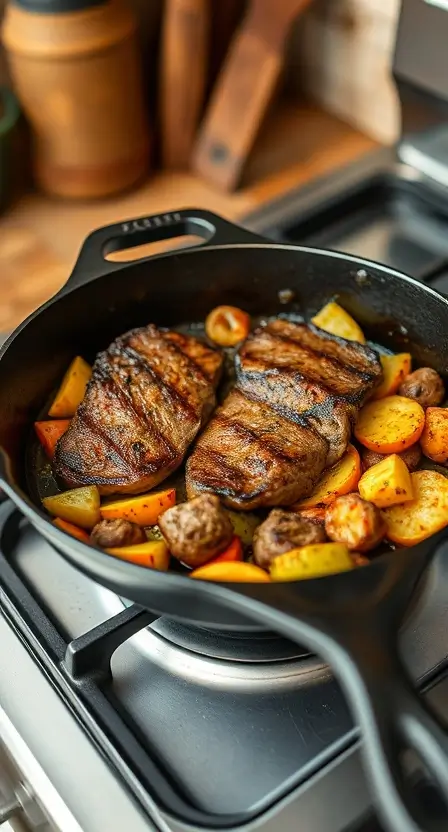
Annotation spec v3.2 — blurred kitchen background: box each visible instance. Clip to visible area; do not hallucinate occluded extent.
[0,0,400,331]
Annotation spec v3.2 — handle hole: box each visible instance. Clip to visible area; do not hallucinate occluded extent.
[105,234,206,262]
[102,217,215,263]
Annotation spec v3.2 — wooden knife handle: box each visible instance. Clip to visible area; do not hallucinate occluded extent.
[192,0,312,191]
[160,0,209,169]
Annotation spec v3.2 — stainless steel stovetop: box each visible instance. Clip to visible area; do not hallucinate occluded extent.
[1,487,448,832]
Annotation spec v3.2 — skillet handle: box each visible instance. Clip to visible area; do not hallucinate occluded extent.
[229,535,448,832]
[65,208,268,289]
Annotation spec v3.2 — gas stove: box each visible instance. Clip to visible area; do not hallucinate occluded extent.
[3,1,448,830]
[1,498,448,832]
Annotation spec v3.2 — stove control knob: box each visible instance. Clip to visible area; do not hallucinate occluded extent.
[0,782,46,827]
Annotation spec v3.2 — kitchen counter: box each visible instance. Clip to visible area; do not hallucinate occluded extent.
[0,101,376,332]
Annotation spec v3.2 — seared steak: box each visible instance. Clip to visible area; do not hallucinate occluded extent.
[54,325,223,495]
[186,319,382,509]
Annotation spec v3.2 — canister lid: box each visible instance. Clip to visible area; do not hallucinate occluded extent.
[12,0,107,12]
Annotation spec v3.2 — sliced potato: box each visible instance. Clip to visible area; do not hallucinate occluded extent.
[49,356,92,418]
[270,543,354,581]
[100,488,176,526]
[372,353,412,400]
[225,510,261,545]
[311,301,365,343]
[190,561,270,582]
[358,454,414,509]
[294,444,361,509]
[106,539,170,569]
[420,408,448,463]
[382,470,448,546]
[355,396,425,453]
[43,485,100,530]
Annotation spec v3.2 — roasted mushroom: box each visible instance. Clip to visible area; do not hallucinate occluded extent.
[325,493,386,552]
[398,367,445,408]
[361,444,422,473]
[91,518,146,549]
[158,493,234,567]
[253,508,326,569]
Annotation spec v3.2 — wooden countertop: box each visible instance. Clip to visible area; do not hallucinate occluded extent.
[0,101,376,332]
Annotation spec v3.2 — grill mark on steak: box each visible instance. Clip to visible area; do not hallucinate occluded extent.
[237,329,369,399]
[105,359,178,461]
[212,413,305,463]
[186,388,329,509]
[186,319,382,508]
[54,324,223,495]
[119,344,199,423]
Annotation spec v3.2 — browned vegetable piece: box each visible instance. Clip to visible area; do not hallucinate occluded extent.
[420,408,448,463]
[205,305,251,347]
[91,518,146,549]
[398,368,445,408]
[361,445,422,473]
[253,508,326,569]
[325,493,386,552]
[351,553,370,567]
[158,493,234,567]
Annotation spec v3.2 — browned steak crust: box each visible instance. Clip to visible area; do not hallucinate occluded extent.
[54,325,223,495]
[186,319,382,509]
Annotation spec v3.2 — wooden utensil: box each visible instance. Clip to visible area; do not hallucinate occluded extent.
[192,0,313,191]
[159,0,209,169]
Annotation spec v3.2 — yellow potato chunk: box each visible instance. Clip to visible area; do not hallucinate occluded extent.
[420,408,448,464]
[270,543,354,581]
[311,302,365,343]
[382,471,448,546]
[358,454,414,508]
[43,485,100,530]
[372,353,412,400]
[294,445,361,509]
[190,562,270,582]
[225,510,261,545]
[49,356,92,418]
[106,540,170,570]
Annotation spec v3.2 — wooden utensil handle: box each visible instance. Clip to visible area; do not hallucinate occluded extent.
[192,32,282,190]
[160,0,208,169]
[192,0,312,191]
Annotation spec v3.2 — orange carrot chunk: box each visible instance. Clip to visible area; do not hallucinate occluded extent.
[35,419,71,459]
[53,517,90,543]
[206,536,243,564]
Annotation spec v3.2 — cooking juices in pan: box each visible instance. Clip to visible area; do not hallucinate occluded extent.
[29,302,448,583]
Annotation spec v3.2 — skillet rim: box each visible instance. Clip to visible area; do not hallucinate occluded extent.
[0,238,447,596]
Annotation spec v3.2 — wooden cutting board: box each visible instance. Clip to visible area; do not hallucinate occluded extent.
[192,0,313,191]
[159,0,209,169]
[0,227,67,331]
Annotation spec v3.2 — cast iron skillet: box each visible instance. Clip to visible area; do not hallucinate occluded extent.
[0,209,448,832]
